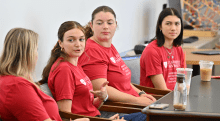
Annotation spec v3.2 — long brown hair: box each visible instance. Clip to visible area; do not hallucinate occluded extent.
[0,28,38,81]
[40,21,85,84]
[84,5,117,39]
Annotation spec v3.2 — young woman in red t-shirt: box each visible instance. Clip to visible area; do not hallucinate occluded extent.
[41,21,124,120]
[140,8,185,91]
[78,5,156,106]
[0,28,65,121]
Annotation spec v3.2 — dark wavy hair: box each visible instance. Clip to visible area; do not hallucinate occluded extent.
[154,8,183,47]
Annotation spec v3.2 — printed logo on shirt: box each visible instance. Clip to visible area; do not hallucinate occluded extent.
[80,79,86,85]
[110,54,122,64]
[110,57,116,63]
[83,76,91,85]
[121,64,131,76]
[167,60,181,69]
[164,62,167,68]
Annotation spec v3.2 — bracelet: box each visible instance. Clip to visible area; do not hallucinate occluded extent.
[103,94,108,102]
[138,90,146,96]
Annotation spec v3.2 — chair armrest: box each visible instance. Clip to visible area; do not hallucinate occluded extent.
[59,110,111,121]
[132,83,171,95]
[104,100,145,109]
[100,105,142,113]
[151,94,164,100]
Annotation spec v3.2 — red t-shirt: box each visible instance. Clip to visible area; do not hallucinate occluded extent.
[79,38,139,97]
[0,75,62,121]
[140,40,184,90]
[48,57,100,116]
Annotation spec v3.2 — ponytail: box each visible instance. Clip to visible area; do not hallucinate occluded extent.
[84,22,93,40]
[40,42,66,84]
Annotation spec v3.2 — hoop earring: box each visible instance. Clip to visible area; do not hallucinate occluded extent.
[61,48,63,51]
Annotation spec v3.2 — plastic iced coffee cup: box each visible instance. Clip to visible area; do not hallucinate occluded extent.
[199,60,214,81]
[176,68,193,95]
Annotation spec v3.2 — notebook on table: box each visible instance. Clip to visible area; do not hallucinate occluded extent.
[183,36,198,43]
[192,50,220,55]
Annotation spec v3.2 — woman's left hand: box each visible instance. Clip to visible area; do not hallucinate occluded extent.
[90,81,109,101]
[140,94,156,102]
[109,114,126,121]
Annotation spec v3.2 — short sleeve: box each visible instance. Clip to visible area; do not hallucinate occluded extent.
[80,48,108,80]
[5,81,50,121]
[180,47,185,68]
[143,47,163,77]
[53,65,75,101]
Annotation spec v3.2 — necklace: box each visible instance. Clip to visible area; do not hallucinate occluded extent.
[164,46,174,59]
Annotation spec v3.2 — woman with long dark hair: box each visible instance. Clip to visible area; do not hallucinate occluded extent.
[140,8,185,91]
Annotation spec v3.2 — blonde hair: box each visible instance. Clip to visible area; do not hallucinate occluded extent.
[0,28,38,80]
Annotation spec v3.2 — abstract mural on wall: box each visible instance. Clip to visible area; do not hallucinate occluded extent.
[181,0,220,31]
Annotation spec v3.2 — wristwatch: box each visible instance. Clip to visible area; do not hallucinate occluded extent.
[103,94,108,102]
[138,90,146,96]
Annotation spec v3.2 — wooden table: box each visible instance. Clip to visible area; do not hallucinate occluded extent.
[142,75,220,121]
[183,48,220,76]
[183,48,220,65]
[182,35,220,49]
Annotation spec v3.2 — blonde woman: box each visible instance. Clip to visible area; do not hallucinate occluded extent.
[0,28,88,121]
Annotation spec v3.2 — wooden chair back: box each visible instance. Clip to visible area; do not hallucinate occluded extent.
[36,81,141,120]
[59,110,111,121]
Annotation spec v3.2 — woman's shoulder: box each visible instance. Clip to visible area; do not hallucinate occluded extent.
[1,75,26,82]
[141,40,163,59]
[144,40,161,53]
[84,43,107,58]
[49,59,74,76]
[0,75,33,87]
[175,45,183,49]
[174,45,184,55]
[54,60,73,72]
[174,45,184,52]
[146,40,159,49]
[86,38,100,49]
[86,38,110,52]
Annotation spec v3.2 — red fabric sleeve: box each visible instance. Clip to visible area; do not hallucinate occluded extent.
[5,81,50,121]
[53,65,75,101]
[144,47,163,77]
[180,47,186,68]
[82,48,108,80]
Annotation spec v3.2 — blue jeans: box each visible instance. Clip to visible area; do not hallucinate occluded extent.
[120,112,147,121]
